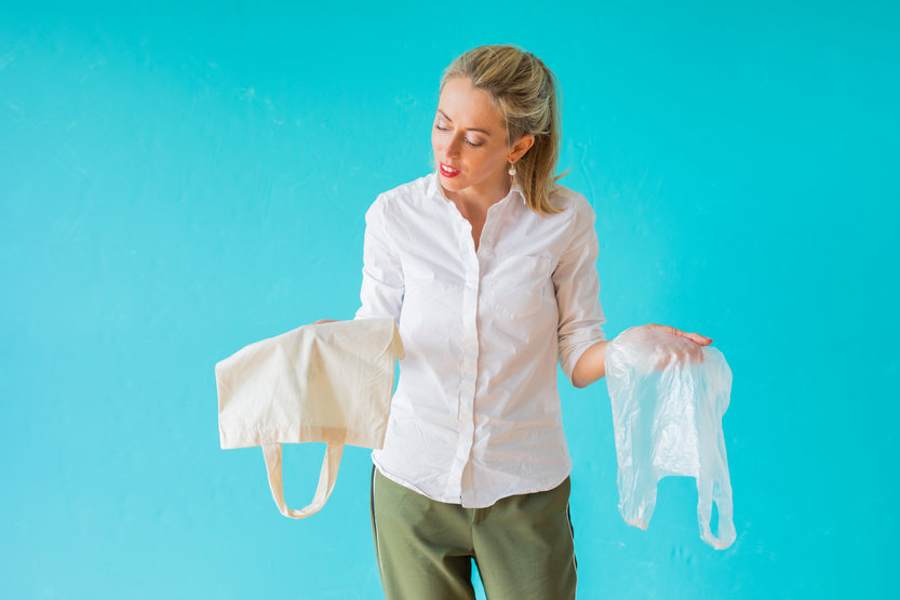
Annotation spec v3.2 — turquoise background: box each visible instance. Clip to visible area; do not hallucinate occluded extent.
[2,2,898,598]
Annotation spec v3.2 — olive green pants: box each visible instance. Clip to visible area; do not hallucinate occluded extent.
[369,464,578,600]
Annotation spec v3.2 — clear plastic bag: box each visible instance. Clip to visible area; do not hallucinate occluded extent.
[604,325,736,549]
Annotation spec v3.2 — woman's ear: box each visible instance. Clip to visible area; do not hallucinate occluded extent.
[510,133,536,162]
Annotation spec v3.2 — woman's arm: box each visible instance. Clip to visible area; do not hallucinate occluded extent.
[571,339,609,388]
[571,323,713,389]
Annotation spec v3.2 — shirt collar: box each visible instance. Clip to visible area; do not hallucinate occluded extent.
[427,168,526,208]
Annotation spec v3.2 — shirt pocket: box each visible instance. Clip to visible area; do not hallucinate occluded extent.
[400,254,463,327]
[402,255,454,298]
[485,252,554,319]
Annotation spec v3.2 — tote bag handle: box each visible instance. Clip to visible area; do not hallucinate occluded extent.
[260,441,344,519]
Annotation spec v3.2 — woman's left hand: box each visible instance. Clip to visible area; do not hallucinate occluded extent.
[641,323,713,366]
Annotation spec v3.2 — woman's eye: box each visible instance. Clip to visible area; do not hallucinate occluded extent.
[435,123,483,147]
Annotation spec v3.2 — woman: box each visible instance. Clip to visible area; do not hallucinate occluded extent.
[318,44,711,600]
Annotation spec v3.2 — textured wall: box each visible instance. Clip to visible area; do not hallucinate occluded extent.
[2,2,898,598]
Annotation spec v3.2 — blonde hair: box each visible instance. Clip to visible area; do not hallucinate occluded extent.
[439,44,569,216]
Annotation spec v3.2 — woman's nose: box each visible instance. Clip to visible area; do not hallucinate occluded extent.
[446,136,463,157]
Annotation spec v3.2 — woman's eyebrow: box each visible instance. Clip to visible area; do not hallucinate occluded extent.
[437,109,492,136]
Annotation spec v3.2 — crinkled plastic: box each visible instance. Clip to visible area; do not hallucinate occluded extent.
[604,325,736,549]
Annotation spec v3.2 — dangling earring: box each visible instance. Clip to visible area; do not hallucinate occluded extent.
[508,161,517,176]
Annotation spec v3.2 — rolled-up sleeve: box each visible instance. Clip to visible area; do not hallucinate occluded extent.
[353,194,404,325]
[553,194,607,386]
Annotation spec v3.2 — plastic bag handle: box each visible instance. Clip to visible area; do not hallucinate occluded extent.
[260,441,344,519]
[696,477,737,550]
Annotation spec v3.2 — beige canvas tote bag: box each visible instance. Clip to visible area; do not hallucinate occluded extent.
[215,317,404,519]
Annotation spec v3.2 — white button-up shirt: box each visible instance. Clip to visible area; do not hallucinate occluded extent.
[353,168,607,508]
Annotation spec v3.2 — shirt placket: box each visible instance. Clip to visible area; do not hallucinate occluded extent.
[443,198,508,505]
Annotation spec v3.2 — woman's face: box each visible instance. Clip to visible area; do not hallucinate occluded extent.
[431,76,533,196]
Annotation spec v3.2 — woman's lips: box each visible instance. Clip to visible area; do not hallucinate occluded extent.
[440,162,460,177]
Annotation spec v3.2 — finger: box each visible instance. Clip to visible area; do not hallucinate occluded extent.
[659,324,688,338]
[649,323,679,337]
[648,323,712,345]
[680,331,712,345]
[676,346,701,363]
[668,327,691,340]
